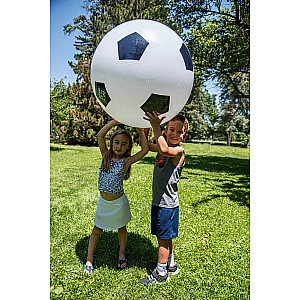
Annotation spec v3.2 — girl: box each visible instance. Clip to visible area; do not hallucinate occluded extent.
[83,119,148,275]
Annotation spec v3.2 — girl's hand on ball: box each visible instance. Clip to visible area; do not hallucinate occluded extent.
[111,119,121,125]
[136,128,144,133]
[143,127,150,137]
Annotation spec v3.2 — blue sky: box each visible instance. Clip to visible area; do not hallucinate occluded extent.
[50,0,86,83]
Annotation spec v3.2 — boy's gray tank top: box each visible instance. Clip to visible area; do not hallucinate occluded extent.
[152,153,184,208]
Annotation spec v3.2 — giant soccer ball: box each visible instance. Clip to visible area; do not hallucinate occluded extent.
[91,19,194,128]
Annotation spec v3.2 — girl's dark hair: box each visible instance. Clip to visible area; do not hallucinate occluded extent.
[101,129,133,180]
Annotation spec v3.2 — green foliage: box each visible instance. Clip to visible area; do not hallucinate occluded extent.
[50,79,72,143]
[50,142,250,299]
[65,59,106,146]
[177,0,250,111]
[183,85,221,141]
[52,0,250,146]
[171,0,250,86]
[64,0,172,78]
[50,77,106,145]
[217,100,250,146]
[60,0,174,146]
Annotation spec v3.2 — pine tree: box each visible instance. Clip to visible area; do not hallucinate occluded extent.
[63,0,171,145]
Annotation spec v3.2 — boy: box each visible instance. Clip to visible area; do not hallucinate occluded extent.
[140,112,188,285]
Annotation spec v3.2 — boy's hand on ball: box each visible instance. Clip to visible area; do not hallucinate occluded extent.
[144,111,166,126]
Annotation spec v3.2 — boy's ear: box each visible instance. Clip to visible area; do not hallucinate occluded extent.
[183,133,188,142]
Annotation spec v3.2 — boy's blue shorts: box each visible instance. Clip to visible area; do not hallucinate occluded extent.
[151,205,179,240]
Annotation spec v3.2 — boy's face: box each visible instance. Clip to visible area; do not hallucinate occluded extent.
[164,120,187,146]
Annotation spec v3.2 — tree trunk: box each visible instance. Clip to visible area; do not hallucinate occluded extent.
[227,126,232,146]
[247,135,250,148]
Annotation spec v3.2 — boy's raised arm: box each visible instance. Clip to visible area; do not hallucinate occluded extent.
[144,112,183,157]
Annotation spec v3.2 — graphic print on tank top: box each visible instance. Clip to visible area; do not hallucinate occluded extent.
[155,154,167,168]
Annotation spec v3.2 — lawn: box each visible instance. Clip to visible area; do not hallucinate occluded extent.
[50,142,250,299]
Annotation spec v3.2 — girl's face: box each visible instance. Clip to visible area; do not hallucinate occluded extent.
[165,120,186,146]
[112,134,130,158]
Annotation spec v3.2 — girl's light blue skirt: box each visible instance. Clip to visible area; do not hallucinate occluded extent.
[94,194,131,230]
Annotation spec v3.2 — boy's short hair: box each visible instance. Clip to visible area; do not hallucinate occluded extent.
[168,114,189,133]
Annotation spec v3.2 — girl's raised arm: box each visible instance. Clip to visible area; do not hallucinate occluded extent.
[144,127,159,152]
[97,119,120,156]
[124,128,149,171]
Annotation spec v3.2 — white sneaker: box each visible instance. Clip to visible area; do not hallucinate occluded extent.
[167,263,180,275]
[140,268,170,285]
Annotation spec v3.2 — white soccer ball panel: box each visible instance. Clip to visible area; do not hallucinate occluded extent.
[91,19,194,128]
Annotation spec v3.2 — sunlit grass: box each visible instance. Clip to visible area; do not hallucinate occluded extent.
[50,142,250,299]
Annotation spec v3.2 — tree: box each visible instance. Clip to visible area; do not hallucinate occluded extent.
[205,94,220,142]
[171,0,250,99]
[62,0,172,145]
[64,0,172,81]
[65,57,105,145]
[169,0,250,145]
[218,73,250,146]
[55,0,250,146]
[217,95,249,146]
[50,79,72,143]
[183,83,219,141]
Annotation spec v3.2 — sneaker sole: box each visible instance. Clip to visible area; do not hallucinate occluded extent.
[140,275,170,286]
[169,268,180,276]
[148,276,170,285]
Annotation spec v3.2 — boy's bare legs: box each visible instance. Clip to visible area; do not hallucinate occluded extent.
[167,239,179,274]
[157,238,169,264]
[155,238,169,276]
[86,225,103,266]
[118,225,127,268]
[140,237,170,284]
[167,240,173,257]
[167,239,175,265]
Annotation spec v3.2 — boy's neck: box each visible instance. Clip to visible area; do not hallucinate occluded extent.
[167,142,180,147]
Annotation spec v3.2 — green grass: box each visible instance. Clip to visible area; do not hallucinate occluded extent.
[50,142,250,299]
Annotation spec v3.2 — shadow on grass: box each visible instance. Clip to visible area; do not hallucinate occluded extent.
[191,175,250,208]
[50,144,88,152]
[76,231,157,271]
[141,154,250,208]
[50,145,65,151]
[141,154,249,176]
[185,154,249,176]
[186,154,249,208]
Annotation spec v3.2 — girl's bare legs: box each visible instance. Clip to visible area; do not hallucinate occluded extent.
[86,225,103,266]
[118,225,127,268]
